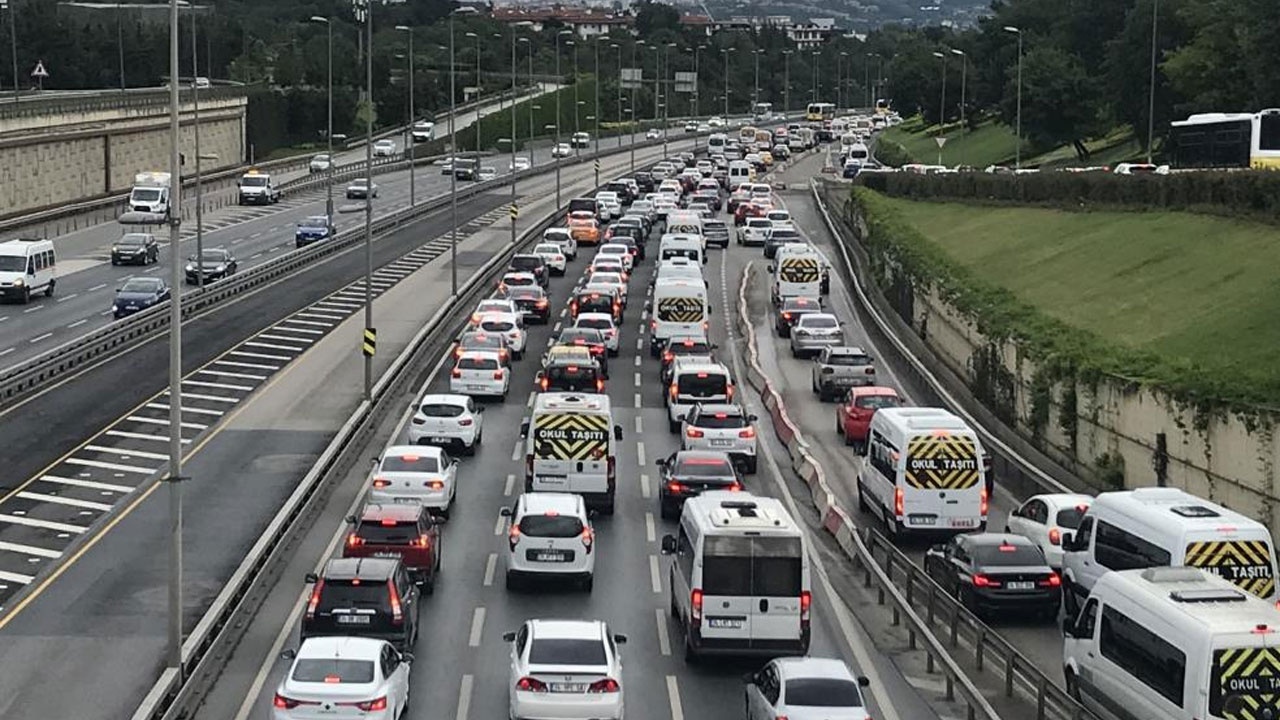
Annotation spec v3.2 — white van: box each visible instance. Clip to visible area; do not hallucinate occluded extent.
[650,278,709,357]
[666,358,734,432]
[666,211,704,240]
[653,259,706,289]
[0,238,57,303]
[658,234,705,265]
[520,393,624,514]
[857,407,988,539]
[846,142,870,162]
[661,492,811,661]
[769,247,824,305]
[728,160,753,190]
[708,133,728,156]
[1063,566,1280,720]
[1061,487,1279,618]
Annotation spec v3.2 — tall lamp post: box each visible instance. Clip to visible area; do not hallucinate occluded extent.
[395,25,416,207]
[838,51,848,110]
[1146,0,1159,163]
[555,29,571,209]
[592,36,600,183]
[566,38,577,153]
[164,0,185,675]
[1003,26,1023,169]
[465,31,479,151]
[520,37,533,167]
[932,50,948,128]
[613,43,622,148]
[721,47,733,116]
[752,47,761,112]
[4,0,18,103]
[951,48,967,130]
[663,42,675,158]
[310,16,335,222]
[782,49,791,114]
[355,0,375,401]
[449,6,478,296]
[117,2,126,91]
[693,44,704,118]
[632,39,643,169]
[865,52,873,108]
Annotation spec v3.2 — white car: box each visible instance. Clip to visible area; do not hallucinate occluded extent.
[368,444,459,515]
[345,179,378,199]
[574,312,620,356]
[473,298,520,322]
[373,139,397,157]
[708,115,725,127]
[680,402,759,474]
[511,156,532,171]
[273,637,410,720]
[532,243,568,276]
[684,121,699,132]
[504,620,626,720]
[407,393,484,455]
[542,227,578,260]
[646,128,662,140]
[473,311,527,359]
[500,492,595,591]
[739,217,773,246]
[450,349,511,399]
[596,243,633,273]
[551,143,573,158]
[308,153,332,173]
[594,192,623,220]
[588,258,628,283]
[766,209,792,228]
[411,120,435,142]
[1005,493,1094,569]
[479,166,498,181]
[744,657,870,720]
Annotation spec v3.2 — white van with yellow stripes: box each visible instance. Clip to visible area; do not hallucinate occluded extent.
[768,246,824,305]
[649,278,709,357]
[521,393,623,514]
[856,407,988,539]
[1063,566,1280,720]
[1061,487,1279,619]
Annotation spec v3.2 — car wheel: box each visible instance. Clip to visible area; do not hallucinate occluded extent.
[581,576,594,593]
[1064,670,1081,701]
[422,572,435,596]
[660,500,675,520]
[505,572,519,592]
[670,583,680,619]
[683,632,699,664]
[111,258,119,266]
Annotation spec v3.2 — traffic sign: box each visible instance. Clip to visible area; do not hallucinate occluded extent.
[934,136,947,148]
[509,203,519,220]
[362,328,377,357]
[30,61,48,79]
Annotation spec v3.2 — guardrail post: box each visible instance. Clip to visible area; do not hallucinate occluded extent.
[975,627,986,672]
[1004,654,1016,697]
[926,584,936,625]
[905,564,916,606]
[945,671,955,701]
[950,605,960,648]
[1036,676,1047,719]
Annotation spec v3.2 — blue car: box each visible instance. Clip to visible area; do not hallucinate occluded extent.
[842,160,863,179]
[296,215,335,248]
[113,277,171,319]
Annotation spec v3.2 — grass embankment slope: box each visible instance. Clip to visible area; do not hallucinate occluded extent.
[881,119,1142,169]
[879,196,1280,402]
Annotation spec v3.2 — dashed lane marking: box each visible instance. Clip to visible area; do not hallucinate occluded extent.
[645,512,656,543]
[504,474,515,497]
[666,676,685,720]
[655,608,672,656]
[640,473,650,499]
[637,441,646,466]
[635,416,642,434]
[456,675,474,720]
[483,553,498,586]
[0,541,61,560]
[493,510,508,536]
[649,555,662,593]
[468,607,486,647]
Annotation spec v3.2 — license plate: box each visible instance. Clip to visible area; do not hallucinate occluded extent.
[1007,581,1035,591]
[535,551,568,562]
[910,515,937,526]
[538,476,566,485]
[428,436,451,444]
[550,683,586,693]
[467,385,486,391]
[950,518,977,529]
[374,552,399,558]
[336,615,370,625]
[707,617,744,629]
[710,439,734,447]
[394,497,419,504]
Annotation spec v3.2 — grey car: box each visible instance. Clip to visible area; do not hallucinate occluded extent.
[788,313,844,358]
[744,657,871,720]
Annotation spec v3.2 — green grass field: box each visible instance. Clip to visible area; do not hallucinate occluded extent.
[881,197,1280,388]
[883,121,1021,168]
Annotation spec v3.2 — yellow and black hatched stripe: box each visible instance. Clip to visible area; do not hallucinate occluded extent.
[779,257,820,283]
[657,297,704,323]
[1214,647,1280,719]
[904,435,980,490]
[533,413,609,460]
[1186,540,1277,598]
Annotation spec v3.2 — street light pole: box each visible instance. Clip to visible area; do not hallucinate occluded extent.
[932,50,947,127]
[613,43,622,148]
[1146,0,1159,163]
[5,0,18,103]
[951,48,966,130]
[521,37,533,168]
[117,2,125,92]
[663,43,674,159]
[396,25,415,207]
[593,36,600,186]
[632,40,642,172]
[311,16,334,222]
[1004,26,1023,169]
[752,47,760,112]
[571,40,579,153]
[555,29,570,209]
[449,8,472,296]
[164,0,185,675]
[694,45,703,118]
[783,50,791,114]
[509,28,517,246]
[190,10,204,289]
[721,48,732,116]
[865,53,872,108]
[466,32,479,151]
[358,0,374,401]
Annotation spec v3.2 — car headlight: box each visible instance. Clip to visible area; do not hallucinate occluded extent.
[13,278,23,286]
[215,265,226,272]
[113,303,120,311]
[185,264,194,272]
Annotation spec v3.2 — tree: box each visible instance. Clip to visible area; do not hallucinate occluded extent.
[1004,46,1101,156]
[1104,0,1193,151]
[635,1,680,38]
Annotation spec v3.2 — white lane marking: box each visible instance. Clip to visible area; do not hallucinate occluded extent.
[83,444,168,461]
[634,393,642,408]
[67,319,87,329]
[215,360,280,371]
[493,510,507,536]
[634,356,641,367]
[0,570,33,585]
[552,321,561,333]
[15,491,113,512]
[196,368,268,381]
[645,512,656,543]
[511,440,522,462]
[40,474,131,492]
[88,283,107,292]
[640,473,650,499]
[63,457,155,475]
[106,429,188,444]
[145,402,223,417]
[655,608,672,656]
[635,416,643,434]
[634,372,641,387]
[29,333,52,344]
[468,607,486,647]
[635,338,643,350]
[0,514,86,534]
[0,539,61,559]
[649,555,662,593]
[455,675,474,720]
[127,415,208,430]
[504,474,515,497]
[56,293,79,303]
[0,348,12,358]
[637,441,646,466]
[526,391,536,409]
[666,676,685,720]
[483,553,498,586]
[230,350,291,362]
[23,306,43,314]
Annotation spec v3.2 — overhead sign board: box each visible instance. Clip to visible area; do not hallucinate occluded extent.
[674,71,697,94]
[620,68,643,90]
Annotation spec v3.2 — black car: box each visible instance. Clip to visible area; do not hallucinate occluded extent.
[505,286,551,324]
[660,334,716,383]
[775,296,823,337]
[454,158,479,181]
[604,180,634,204]
[570,288,621,322]
[111,233,159,266]
[113,277,170,319]
[508,254,549,287]
[185,248,238,284]
[556,327,610,378]
[302,557,420,651]
[678,151,696,168]
[656,450,741,519]
[702,220,730,249]
[538,356,605,393]
[923,534,1061,621]
[634,171,655,193]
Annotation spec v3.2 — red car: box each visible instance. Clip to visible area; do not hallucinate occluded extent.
[734,201,767,226]
[343,503,443,592]
[836,387,902,450]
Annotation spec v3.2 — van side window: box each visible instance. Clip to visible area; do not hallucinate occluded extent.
[676,526,695,582]
[1079,598,1098,638]
[1095,520,1170,571]
[43,250,54,268]
[26,256,34,274]
[868,432,897,480]
[1099,605,1185,706]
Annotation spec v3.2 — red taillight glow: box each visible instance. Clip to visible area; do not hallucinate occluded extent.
[588,678,620,693]
[493,370,505,380]
[800,590,812,623]
[346,532,363,548]
[372,478,390,488]
[972,574,1001,588]
[305,579,323,619]
[894,487,904,518]
[412,534,431,548]
[582,527,594,553]
[1039,573,1062,588]
[979,487,989,516]
[274,694,302,709]
[1048,527,1062,546]
[517,677,548,692]
[739,427,756,439]
[388,580,403,624]
[663,351,674,363]
[686,427,705,438]
[691,588,703,621]
[426,480,444,490]
[354,697,388,711]
[459,418,474,426]
[451,368,462,378]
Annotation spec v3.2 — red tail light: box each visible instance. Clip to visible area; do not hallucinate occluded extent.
[727,482,743,492]
[354,697,388,711]
[972,574,1001,588]
[493,370,505,380]
[894,487,904,518]
[459,418,474,426]
[346,533,363,548]
[1039,572,1062,588]
[727,385,735,400]
[372,478,390,489]
[508,524,522,551]
[517,677,548,693]
[588,678,620,693]
[686,427,704,439]
[570,301,579,314]
[454,347,464,358]
[451,368,462,378]
[582,527,594,554]
[663,351,674,363]
[596,379,605,392]
[667,481,685,493]
[539,377,549,391]
[739,427,756,439]
[782,311,792,321]
[412,534,431,548]
[426,480,444,490]
[1048,527,1062,546]
[800,590,812,624]
[305,579,324,619]
[537,299,548,308]
[274,694,302,709]
[388,580,403,625]
[691,588,703,621]
[979,487,989,516]
[650,320,657,331]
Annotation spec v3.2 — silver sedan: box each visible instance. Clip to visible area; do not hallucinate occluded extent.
[744,657,871,720]
[788,313,844,358]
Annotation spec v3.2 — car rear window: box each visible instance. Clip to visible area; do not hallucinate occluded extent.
[481,320,514,332]
[548,365,598,382]
[702,536,802,597]
[511,257,542,270]
[381,454,440,473]
[1055,507,1087,530]
[677,373,727,397]
[503,275,535,285]
[519,514,585,538]
[826,354,871,366]
[802,316,838,329]
[674,457,735,477]
[693,412,746,429]
[461,335,501,350]
[356,521,422,544]
[458,356,499,371]
[561,329,602,344]
[854,394,900,411]
[973,544,1045,567]
[784,678,863,707]
[578,318,612,331]
[420,403,464,418]
[316,580,389,612]
[292,659,375,684]
[528,638,607,666]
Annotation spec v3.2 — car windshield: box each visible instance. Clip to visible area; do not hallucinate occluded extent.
[132,189,161,201]
[826,353,871,366]
[1055,507,1087,530]
[802,316,839,329]
[693,412,746,429]
[511,289,542,301]
[528,638,607,666]
[292,659,375,684]
[578,318,612,331]
[381,454,440,473]
[117,235,147,247]
[300,217,328,227]
[784,677,863,707]
[121,279,161,293]
[518,514,585,538]
[419,403,464,418]
[674,457,735,477]
[562,329,603,345]
[458,355,499,370]
[854,394,900,410]
[973,543,1045,567]
[196,250,226,263]
[241,176,268,187]
[480,320,514,333]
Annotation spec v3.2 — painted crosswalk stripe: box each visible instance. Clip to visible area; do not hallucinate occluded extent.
[256,334,310,346]
[16,492,114,512]
[40,475,132,493]
[244,341,303,354]
[84,444,169,461]
[214,360,279,371]
[130,414,209,429]
[183,379,255,392]
[106,429,189,444]
[230,350,291,362]
[0,540,62,559]
[0,514,87,534]
[0,570,34,585]
[145,402,223,417]
[64,457,156,475]
[197,369,268,381]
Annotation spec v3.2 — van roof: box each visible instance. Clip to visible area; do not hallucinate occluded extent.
[672,358,729,374]
[533,392,612,413]
[1092,488,1270,535]
[1097,567,1280,635]
[875,407,973,433]
[685,491,801,535]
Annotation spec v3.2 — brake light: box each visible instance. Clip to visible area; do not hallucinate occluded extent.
[1048,527,1061,546]
[980,487,989,516]
[426,480,444,490]
[686,427,704,439]
[537,299,548,308]
[596,378,605,392]
[494,370,505,380]
[669,383,677,400]
[305,579,324,619]
[354,697,388,711]
[1039,573,1062,588]
[388,580,403,624]
[663,351,674,363]
[570,300,578,314]
[582,526,594,554]
[372,478,390,488]
[727,482,743,492]
[782,311,792,320]
[800,590,812,623]
[517,677,548,693]
[412,534,431,548]
[459,418,473,426]
[588,679,620,693]
[691,588,703,621]
[274,694,302,709]
[471,313,481,323]
[667,481,685,493]
[508,524,521,551]
[346,533,363,547]
[894,487,904,518]
[451,368,462,378]
[727,385,735,400]
[739,427,755,439]
[454,346,464,358]
[972,574,1001,588]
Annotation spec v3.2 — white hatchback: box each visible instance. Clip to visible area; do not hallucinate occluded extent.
[500,492,595,591]
[532,243,568,276]
[273,636,410,720]
[1005,493,1094,569]
[542,227,578,260]
[407,393,483,455]
[474,311,527,359]
[574,312,620,356]
[504,619,626,720]
[373,139,397,157]
[473,298,519,323]
[596,243,634,272]
[368,445,459,515]
[450,349,510,399]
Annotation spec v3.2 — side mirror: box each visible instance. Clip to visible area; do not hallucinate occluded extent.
[370,456,379,466]
[613,634,628,645]
[280,649,297,661]
[519,420,530,438]
[660,535,677,554]
[655,458,666,468]
[502,631,517,642]
[588,509,599,519]
[476,406,485,413]
[742,672,756,685]
[857,676,871,688]
[304,572,318,583]
[345,515,357,524]
[748,414,759,422]
[402,652,415,664]
[500,507,513,518]
[767,264,776,273]
[116,287,122,293]
[614,425,624,441]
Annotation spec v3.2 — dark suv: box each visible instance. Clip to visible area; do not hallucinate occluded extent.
[343,504,443,591]
[508,254,549,287]
[538,356,605,393]
[660,334,717,383]
[302,557,420,651]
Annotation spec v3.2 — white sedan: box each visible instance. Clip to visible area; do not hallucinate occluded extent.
[368,445,459,515]
[373,139,398,157]
[646,128,661,139]
[511,156,532,171]
[273,637,410,720]
[479,166,498,181]
[551,143,573,158]
[532,243,568,276]
[744,657,870,720]
[473,298,520,323]
[450,349,511,400]
[407,393,483,455]
[574,312,620,356]
[505,620,625,720]
[596,243,634,273]
[473,311,527,359]
[1004,493,1094,569]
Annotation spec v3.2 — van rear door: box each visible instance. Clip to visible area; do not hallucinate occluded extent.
[1183,532,1279,601]
[749,536,805,645]
[902,432,984,531]
[699,536,754,642]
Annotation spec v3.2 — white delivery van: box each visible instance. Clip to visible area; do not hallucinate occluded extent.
[707,133,728,156]
[521,393,624,514]
[0,238,57,303]
[237,169,281,205]
[1061,487,1279,618]
[128,171,172,216]
[769,247,824,305]
[1063,566,1280,720]
[857,407,988,539]
[666,358,734,433]
[659,234,705,265]
[728,160,752,190]
[650,278,709,357]
[666,210,704,240]
[847,142,870,162]
[661,492,811,661]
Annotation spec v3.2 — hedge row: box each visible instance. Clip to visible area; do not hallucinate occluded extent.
[848,186,1280,411]
[858,169,1280,225]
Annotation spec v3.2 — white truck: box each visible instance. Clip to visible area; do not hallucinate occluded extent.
[237,169,281,205]
[129,172,172,217]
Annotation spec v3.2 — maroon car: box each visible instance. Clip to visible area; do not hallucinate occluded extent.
[343,503,443,592]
